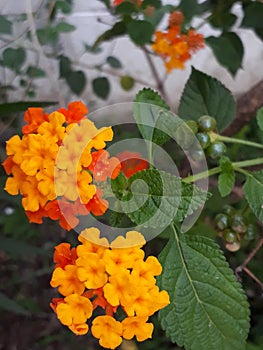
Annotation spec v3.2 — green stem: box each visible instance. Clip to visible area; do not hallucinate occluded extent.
[215,133,263,150]
[184,157,263,183]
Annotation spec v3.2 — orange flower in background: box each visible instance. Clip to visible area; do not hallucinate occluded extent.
[58,101,88,124]
[113,0,142,6]
[117,151,149,178]
[50,229,169,349]
[22,107,48,134]
[3,101,117,231]
[152,10,205,72]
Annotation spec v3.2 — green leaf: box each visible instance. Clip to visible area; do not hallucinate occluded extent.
[107,56,122,69]
[209,13,237,30]
[134,88,171,145]
[218,157,235,197]
[178,0,200,21]
[115,2,137,15]
[56,21,76,32]
[127,19,155,45]
[93,21,127,48]
[26,65,46,78]
[243,170,263,222]
[142,0,162,9]
[256,107,263,131]
[0,236,48,258]
[144,5,174,27]
[66,70,86,95]
[158,230,250,350]
[2,47,26,71]
[0,292,30,316]
[84,43,102,54]
[179,67,236,132]
[134,88,199,148]
[241,2,263,29]
[206,32,244,76]
[0,15,12,34]
[59,55,72,78]
[120,75,134,91]
[98,0,110,8]
[55,0,72,14]
[36,27,58,44]
[0,101,57,115]
[111,172,128,200]
[121,169,208,229]
[92,77,110,99]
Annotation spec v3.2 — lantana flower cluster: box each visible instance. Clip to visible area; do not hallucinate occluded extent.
[152,11,205,72]
[50,228,170,349]
[3,102,121,230]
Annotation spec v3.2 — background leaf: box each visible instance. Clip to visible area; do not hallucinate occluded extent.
[92,77,110,99]
[241,2,263,29]
[0,291,30,316]
[66,70,86,95]
[206,32,244,76]
[0,15,12,34]
[243,170,263,222]
[178,67,236,132]
[106,56,122,69]
[3,47,26,71]
[158,230,250,350]
[0,101,57,115]
[120,75,134,90]
[93,21,126,48]
[55,21,76,32]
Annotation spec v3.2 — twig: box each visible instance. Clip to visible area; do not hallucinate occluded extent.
[235,237,263,289]
[25,0,64,106]
[243,267,263,290]
[74,60,155,89]
[141,46,168,102]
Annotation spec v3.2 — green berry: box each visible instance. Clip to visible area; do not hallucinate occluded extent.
[230,213,247,234]
[223,229,237,243]
[222,205,235,217]
[244,224,258,241]
[207,141,226,160]
[185,120,198,134]
[215,213,229,230]
[196,132,211,149]
[198,115,217,132]
[189,148,205,161]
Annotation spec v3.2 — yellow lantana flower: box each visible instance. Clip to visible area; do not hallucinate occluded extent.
[122,316,154,341]
[91,315,122,349]
[56,293,92,327]
[50,265,85,296]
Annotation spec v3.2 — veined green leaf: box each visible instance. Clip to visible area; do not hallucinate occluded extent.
[243,170,263,222]
[121,169,208,229]
[158,228,250,350]
[179,67,236,132]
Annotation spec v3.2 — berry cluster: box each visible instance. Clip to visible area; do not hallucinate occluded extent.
[215,205,258,252]
[188,115,227,161]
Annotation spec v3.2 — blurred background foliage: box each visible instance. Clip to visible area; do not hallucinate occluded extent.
[0,0,263,349]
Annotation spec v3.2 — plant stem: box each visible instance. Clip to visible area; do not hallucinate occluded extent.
[214,133,263,150]
[141,46,168,102]
[183,157,263,183]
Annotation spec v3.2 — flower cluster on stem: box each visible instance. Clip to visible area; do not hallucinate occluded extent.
[50,228,170,349]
